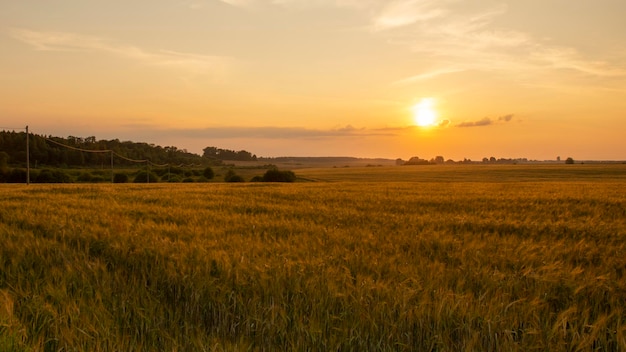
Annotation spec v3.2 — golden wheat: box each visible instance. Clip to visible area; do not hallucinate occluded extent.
[1,166,625,350]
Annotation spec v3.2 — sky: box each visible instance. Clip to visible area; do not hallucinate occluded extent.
[1,0,625,160]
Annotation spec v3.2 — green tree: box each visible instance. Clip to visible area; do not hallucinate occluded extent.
[0,151,8,172]
[203,167,215,179]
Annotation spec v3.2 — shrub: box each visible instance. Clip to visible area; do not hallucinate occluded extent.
[226,175,244,183]
[182,177,195,183]
[169,167,184,175]
[262,169,296,182]
[565,157,575,164]
[154,168,169,177]
[224,169,237,182]
[35,169,71,183]
[203,167,215,179]
[133,171,159,183]
[167,175,182,183]
[77,172,93,182]
[91,176,106,183]
[113,173,129,183]
[6,169,28,183]
[250,175,263,182]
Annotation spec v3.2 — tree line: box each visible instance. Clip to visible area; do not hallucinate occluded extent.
[0,131,258,168]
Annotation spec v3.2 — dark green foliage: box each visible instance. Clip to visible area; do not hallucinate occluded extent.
[250,175,263,182]
[0,130,214,168]
[203,167,215,179]
[167,175,182,183]
[203,146,257,161]
[113,173,129,183]
[6,169,28,183]
[169,166,184,175]
[34,169,71,183]
[90,176,105,183]
[182,177,194,183]
[76,172,93,182]
[262,169,296,182]
[134,171,159,183]
[224,169,244,182]
[227,175,244,182]
[0,151,8,172]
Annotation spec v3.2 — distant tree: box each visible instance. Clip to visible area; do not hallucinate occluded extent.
[0,151,8,172]
[434,156,445,164]
[203,166,215,179]
[565,157,575,164]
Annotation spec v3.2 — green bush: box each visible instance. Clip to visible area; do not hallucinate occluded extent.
[35,169,71,183]
[203,167,215,179]
[226,175,244,183]
[133,171,159,183]
[6,169,27,183]
[113,173,129,183]
[77,172,93,182]
[91,176,106,183]
[167,175,182,183]
[262,169,296,182]
[224,169,244,182]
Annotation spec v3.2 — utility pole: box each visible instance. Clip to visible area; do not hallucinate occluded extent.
[26,125,30,185]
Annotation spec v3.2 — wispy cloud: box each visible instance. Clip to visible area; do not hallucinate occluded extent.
[156,125,397,140]
[456,114,514,128]
[373,0,447,31]
[393,67,465,85]
[9,28,230,75]
[376,2,626,83]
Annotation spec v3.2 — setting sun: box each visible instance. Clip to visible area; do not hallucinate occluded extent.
[413,98,437,127]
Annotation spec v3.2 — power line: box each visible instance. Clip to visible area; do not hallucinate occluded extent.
[43,136,111,153]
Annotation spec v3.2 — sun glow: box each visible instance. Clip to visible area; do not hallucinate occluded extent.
[413,98,437,127]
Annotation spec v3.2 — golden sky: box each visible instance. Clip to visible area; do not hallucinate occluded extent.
[1,0,625,160]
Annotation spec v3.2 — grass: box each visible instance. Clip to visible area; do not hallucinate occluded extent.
[1,164,625,350]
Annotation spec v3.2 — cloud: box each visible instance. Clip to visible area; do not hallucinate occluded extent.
[375,2,626,83]
[457,117,493,128]
[373,0,447,30]
[9,28,230,75]
[498,114,513,122]
[157,125,396,140]
[438,119,450,127]
[457,114,514,128]
[393,67,465,84]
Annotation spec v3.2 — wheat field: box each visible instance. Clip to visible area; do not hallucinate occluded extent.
[1,165,625,350]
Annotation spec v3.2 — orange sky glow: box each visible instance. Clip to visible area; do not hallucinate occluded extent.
[1,1,625,160]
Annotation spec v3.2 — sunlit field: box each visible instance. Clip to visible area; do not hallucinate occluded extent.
[1,165,625,350]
